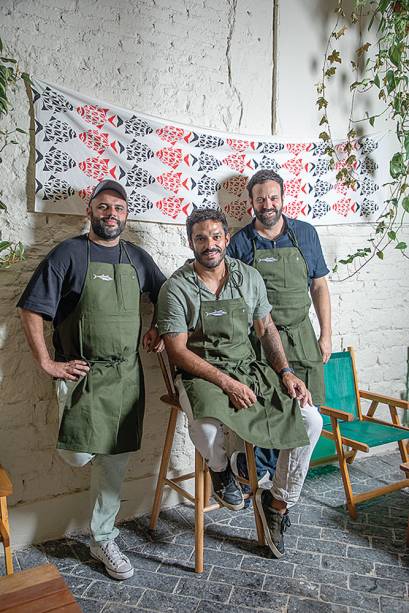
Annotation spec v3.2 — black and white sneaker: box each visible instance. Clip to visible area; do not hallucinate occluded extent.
[255,488,291,558]
[90,539,134,580]
[209,461,244,511]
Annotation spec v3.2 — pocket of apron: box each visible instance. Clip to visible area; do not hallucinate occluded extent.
[119,268,139,311]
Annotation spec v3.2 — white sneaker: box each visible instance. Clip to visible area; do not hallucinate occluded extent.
[90,540,134,580]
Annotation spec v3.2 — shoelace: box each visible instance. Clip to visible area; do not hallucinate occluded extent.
[281,513,291,534]
[101,541,124,564]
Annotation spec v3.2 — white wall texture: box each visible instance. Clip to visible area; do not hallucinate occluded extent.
[0,0,407,548]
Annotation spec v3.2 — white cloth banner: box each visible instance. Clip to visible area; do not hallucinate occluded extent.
[32,78,391,226]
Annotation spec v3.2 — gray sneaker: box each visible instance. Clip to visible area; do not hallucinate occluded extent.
[255,488,291,558]
[209,461,244,511]
[90,539,134,580]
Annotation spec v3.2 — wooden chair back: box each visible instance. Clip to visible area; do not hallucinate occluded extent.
[157,351,178,402]
[323,347,362,421]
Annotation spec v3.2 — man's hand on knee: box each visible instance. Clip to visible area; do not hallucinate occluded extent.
[221,376,257,410]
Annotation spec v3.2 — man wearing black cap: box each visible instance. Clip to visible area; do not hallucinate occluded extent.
[18,180,166,580]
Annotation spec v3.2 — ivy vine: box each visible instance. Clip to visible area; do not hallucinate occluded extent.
[317,0,408,279]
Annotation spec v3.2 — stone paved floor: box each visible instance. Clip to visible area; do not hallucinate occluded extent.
[2,451,409,612]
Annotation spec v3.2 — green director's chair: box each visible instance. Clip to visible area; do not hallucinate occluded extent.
[316,347,409,519]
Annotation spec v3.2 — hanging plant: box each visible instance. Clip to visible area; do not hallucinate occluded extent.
[0,36,30,268]
[316,0,408,279]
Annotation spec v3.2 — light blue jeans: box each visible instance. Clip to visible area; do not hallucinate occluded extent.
[56,381,130,543]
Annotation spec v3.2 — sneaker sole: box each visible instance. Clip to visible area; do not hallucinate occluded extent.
[212,490,245,511]
[255,490,284,559]
[90,551,134,580]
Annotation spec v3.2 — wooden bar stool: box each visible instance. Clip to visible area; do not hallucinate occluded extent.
[0,465,13,576]
[400,461,409,546]
[150,353,265,573]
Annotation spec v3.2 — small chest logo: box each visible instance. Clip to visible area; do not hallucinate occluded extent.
[258,256,278,263]
[206,310,227,317]
[93,273,113,281]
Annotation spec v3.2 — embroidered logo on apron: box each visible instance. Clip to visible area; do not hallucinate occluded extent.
[206,310,227,317]
[257,256,279,263]
[92,273,113,281]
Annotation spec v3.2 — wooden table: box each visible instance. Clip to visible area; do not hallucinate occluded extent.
[0,564,82,612]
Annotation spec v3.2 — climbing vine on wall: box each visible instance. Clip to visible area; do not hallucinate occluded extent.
[317,0,409,279]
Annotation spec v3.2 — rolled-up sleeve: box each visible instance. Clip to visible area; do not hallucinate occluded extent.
[157,281,189,336]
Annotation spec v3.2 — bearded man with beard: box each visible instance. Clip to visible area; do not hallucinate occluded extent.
[18,179,165,580]
[157,208,323,558]
[227,169,331,488]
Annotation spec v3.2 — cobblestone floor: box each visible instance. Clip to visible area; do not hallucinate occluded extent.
[2,451,409,612]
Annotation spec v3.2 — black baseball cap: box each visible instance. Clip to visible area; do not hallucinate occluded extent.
[89,179,128,203]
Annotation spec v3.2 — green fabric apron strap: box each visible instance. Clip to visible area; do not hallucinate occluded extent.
[55,239,145,455]
[181,267,309,450]
[252,228,325,406]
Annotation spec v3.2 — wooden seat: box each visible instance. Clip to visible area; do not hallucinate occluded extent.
[319,347,409,519]
[150,353,265,573]
[0,465,13,576]
[0,563,81,612]
[400,462,409,546]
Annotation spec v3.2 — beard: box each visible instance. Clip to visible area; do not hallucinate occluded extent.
[90,213,126,241]
[193,246,226,269]
[254,206,282,228]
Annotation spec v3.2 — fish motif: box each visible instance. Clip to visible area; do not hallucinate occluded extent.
[185,132,224,149]
[252,156,281,172]
[78,185,95,203]
[79,130,108,155]
[281,157,303,176]
[359,177,379,196]
[314,179,332,198]
[191,199,219,210]
[128,192,154,215]
[126,140,155,162]
[44,116,76,143]
[126,166,156,188]
[308,142,329,157]
[257,256,279,263]
[283,200,307,219]
[76,104,123,129]
[312,200,330,219]
[226,138,256,152]
[93,274,113,281]
[155,196,189,219]
[156,125,185,145]
[197,151,222,172]
[206,310,227,317]
[222,176,248,196]
[334,180,350,196]
[305,158,332,177]
[40,146,76,173]
[360,198,379,217]
[78,156,120,181]
[284,177,302,198]
[197,175,221,196]
[222,153,252,174]
[223,200,250,222]
[332,198,359,217]
[40,87,74,113]
[359,137,378,155]
[335,140,360,155]
[124,115,153,137]
[156,147,184,169]
[359,157,378,175]
[335,157,358,172]
[156,171,191,194]
[35,176,75,201]
[256,142,284,154]
[286,143,307,157]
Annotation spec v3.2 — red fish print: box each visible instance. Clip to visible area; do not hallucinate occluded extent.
[79,156,119,181]
[222,176,248,196]
[223,200,250,222]
[332,198,359,217]
[79,130,109,155]
[156,125,185,145]
[281,157,303,176]
[226,138,256,153]
[283,200,307,219]
[222,153,253,174]
[286,143,307,156]
[156,147,183,170]
[78,185,95,204]
[155,197,189,219]
[284,177,302,199]
[76,105,123,129]
[156,171,191,194]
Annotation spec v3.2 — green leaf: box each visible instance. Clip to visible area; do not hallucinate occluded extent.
[395,242,407,250]
[316,97,328,110]
[385,70,396,94]
[388,230,397,240]
[325,67,336,78]
[390,152,405,179]
[319,132,330,141]
[404,134,409,159]
[389,45,403,67]
[376,250,384,260]
[328,50,341,64]
[0,57,17,63]
[0,241,11,252]
[373,73,380,88]
[0,200,7,211]
[369,116,376,127]
[402,196,409,213]
[15,127,26,134]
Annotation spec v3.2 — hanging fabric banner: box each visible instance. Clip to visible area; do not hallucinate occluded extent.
[32,78,390,226]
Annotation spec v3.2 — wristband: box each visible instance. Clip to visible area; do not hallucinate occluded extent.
[279,367,295,379]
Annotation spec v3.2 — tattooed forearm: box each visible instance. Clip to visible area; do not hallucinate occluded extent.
[164,332,182,338]
[256,314,289,372]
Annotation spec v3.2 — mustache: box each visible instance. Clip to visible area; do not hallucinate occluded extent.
[202,248,222,255]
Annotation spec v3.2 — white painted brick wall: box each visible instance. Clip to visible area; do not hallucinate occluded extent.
[0,0,408,546]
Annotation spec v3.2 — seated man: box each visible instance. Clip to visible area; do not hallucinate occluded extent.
[157,208,323,558]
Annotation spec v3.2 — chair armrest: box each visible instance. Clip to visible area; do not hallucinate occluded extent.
[320,405,354,422]
[0,466,13,497]
[359,390,409,410]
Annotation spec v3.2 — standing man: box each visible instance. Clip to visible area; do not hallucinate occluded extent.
[18,179,165,580]
[227,169,331,481]
[157,208,322,558]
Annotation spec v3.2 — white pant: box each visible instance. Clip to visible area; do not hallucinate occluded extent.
[175,375,323,508]
[56,381,130,543]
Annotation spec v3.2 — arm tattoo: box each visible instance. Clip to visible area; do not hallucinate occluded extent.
[259,315,288,372]
[164,332,182,338]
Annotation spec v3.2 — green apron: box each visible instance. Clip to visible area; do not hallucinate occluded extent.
[54,239,145,455]
[252,227,325,405]
[181,268,309,449]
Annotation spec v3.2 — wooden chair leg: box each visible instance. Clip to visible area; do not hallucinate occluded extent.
[150,406,179,530]
[204,465,212,507]
[331,418,357,520]
[0,497,13,575]
[244,442,265,546]
[195,449,205,573]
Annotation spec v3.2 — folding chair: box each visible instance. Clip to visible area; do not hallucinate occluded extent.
[400,462,409,546]
[319,347,409,518]
[150,352,265,573]
[0,464,13,575]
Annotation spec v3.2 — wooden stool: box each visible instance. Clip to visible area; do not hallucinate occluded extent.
[400,462,409,546]
[150,353,265,573]
[0,465,13,576]
[0,563,81,612]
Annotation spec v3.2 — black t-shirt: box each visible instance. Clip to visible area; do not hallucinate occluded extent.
[17,235,166,327]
